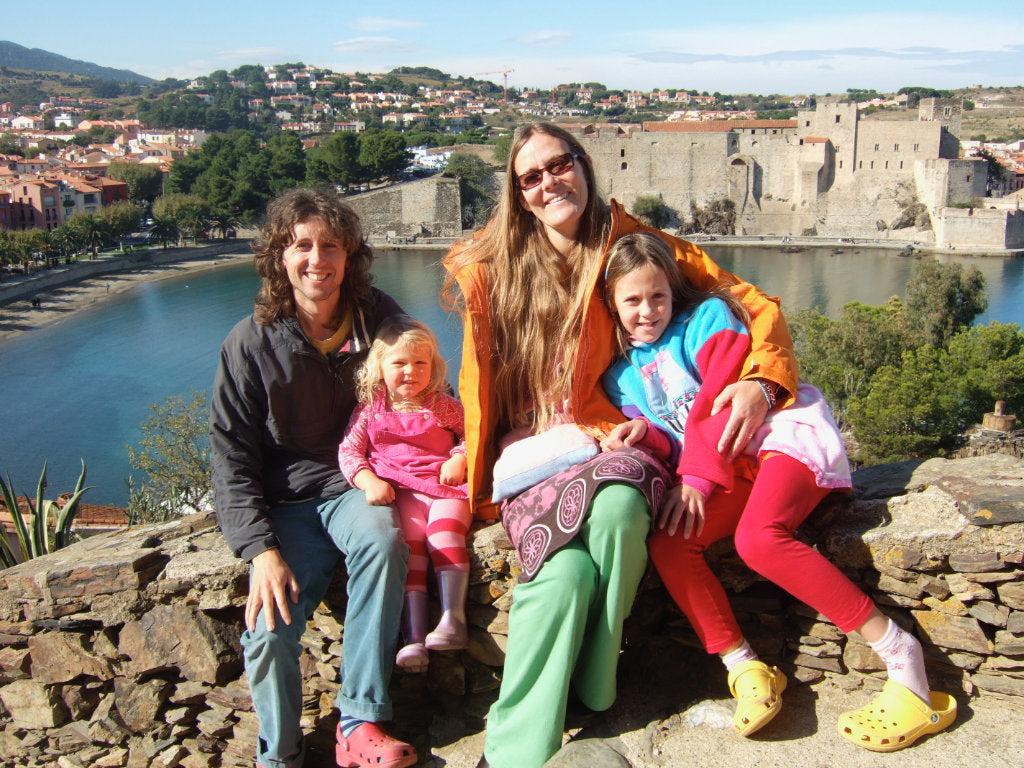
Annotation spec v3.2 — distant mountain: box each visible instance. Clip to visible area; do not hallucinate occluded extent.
[0,40,152,84]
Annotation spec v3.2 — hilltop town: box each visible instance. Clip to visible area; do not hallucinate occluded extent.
[2,58,1024,257]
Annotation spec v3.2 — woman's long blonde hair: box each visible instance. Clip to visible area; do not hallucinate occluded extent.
[442,122,611,431]
[356,316,447,404]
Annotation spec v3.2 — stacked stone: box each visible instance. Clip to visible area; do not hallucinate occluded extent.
[0,453,1022,766]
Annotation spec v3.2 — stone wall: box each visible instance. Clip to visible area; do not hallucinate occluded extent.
[1,452,1022,767]
[344,177,462,240]
[934,207,1024,249]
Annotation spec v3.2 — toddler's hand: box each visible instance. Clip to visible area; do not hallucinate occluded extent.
[364,475,395,505]
[600,419,647,451]
[440,453,467,485]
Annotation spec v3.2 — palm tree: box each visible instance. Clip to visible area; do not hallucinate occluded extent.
[177,202,211,246]
[148,214,179,250]
[209,209,240,240]
[70,213,109,258]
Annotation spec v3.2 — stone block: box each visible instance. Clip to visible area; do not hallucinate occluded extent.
[204,680,252,711]
[919,574,951,599]
[912,610,993,655]
[1008,611,1024,634]
[922,595,969,615]
[115,676,173,733]
[948,552,1002,572]
[968,602,1010,628]
[118,604,242,684]
[971,673,1024,697]
[0,646,31,683]
[792,653,844,673]
[936,474,1024,525]
[843,641,886,672]
[466,626,506,667]
[998,581,1024,611]
[945,652,985,671]
[874,573,926,599]
[0,678,68,729]
[28,631,114,684]
[881,546,924,570]
[994,630,1024,655]
[946,573,995,602]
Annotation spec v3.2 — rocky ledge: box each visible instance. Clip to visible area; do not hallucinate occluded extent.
[0,453,1022,768]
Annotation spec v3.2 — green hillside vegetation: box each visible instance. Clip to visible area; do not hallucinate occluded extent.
[0,40,150,83]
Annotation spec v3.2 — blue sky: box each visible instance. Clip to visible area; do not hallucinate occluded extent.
[17,1,1024,94]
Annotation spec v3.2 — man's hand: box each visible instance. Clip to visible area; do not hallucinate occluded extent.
[246,548,299,633]
[712,380,770,460]
[440,453,467,485]
[600,419,647,451]
[657,483,707,538]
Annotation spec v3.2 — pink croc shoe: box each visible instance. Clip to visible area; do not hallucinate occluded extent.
[335,722,417,768]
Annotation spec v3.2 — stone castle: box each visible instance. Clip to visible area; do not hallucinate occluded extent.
[349,99,1023,251]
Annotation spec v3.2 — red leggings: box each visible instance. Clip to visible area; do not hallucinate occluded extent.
[395,488,471,593]
[649,453,873,654]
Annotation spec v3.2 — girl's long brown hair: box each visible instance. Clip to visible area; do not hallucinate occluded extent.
[442,123,611,431]
[603,232,750,355]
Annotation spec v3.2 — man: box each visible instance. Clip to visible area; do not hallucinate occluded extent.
[210,187,416,768]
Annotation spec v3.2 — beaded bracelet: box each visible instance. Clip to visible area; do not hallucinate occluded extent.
[756,379,778,409]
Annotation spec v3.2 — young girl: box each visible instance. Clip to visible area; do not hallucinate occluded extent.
[601,232,956,752]
[339,316,472,673]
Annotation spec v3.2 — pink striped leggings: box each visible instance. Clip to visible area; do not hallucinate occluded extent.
[649,453,873,653]
[395,488,472,593]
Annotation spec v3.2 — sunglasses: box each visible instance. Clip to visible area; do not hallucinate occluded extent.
[516,152,580,190]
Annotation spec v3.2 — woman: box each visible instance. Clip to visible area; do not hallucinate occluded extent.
[443,123,793,768]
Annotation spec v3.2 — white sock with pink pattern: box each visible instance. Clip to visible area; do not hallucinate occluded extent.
[869,618,930,703]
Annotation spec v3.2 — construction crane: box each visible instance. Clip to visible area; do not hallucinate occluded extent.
[475,68,515,103]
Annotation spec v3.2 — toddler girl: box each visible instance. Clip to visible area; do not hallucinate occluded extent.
[340,316,471,673]
[601,232,955,752]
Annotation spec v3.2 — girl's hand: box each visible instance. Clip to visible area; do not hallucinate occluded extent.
[600,419,647,451]
[355,469,395,505]
[657,483,706,538]
[440,453,467,485]
[712,380,770,461]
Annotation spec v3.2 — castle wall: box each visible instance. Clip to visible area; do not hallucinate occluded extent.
[344,176,462,239]
[935,207,1024,249]
[855,121,943,174]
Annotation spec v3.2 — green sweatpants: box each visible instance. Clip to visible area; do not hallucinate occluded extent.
[483,483,651,768]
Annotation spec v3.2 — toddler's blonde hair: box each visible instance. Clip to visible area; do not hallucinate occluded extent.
[356,316,447,404]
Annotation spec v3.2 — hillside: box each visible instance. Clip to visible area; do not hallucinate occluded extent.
[0,40,151,84]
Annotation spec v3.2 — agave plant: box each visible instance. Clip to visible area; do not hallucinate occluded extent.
[0,461,91,568]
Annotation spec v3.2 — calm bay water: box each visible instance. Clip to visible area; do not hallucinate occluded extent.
[1,246,1020,505]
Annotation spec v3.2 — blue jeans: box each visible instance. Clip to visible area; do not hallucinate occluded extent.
[240,491,409,768]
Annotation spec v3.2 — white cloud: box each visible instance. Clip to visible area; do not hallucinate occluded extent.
[516,29,573,47]
[331,37,420,56]
[352,16,423,33]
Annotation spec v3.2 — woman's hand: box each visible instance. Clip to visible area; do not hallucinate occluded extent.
[355,469,395,505]
[600,419,647,451]
[246,547,299,633]
[440,453,468,485]
[711,380,770,461]
[657,483,706,538]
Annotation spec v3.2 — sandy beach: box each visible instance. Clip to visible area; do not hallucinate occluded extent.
[0,251,255,342]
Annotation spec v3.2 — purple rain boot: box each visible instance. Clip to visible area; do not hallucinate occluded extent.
[425,569,469,651]
[395,590,429,673]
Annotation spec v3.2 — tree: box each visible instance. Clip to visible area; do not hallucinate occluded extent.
[681,198,736,235]
[308,130,365,188]
[209,209,240,240]
[443,152,496,228]
[904,260,987,347]
[631,195,673,229]
[358,131,412,181]
[68,213,109,257]
[148,213,178,249]
[126,392,211,522]
[100,201,143,248]
[107,163,164,206]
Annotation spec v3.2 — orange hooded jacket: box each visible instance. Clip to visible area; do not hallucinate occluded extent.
[444,200,798,521]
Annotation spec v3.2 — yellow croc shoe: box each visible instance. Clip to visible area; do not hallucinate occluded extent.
[727,659,787,736]
[838,679,957,752]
